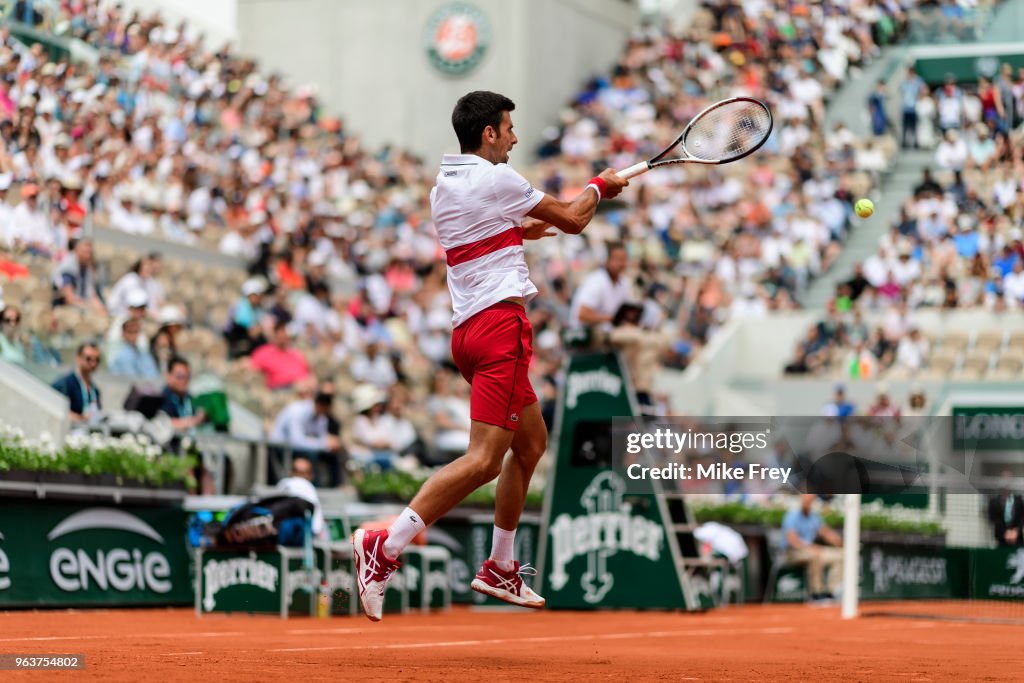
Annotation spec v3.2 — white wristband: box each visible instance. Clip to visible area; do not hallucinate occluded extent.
[585,183,602,200]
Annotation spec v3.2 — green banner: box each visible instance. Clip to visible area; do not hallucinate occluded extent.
[537,352,690,609]
[861,543,951,600]
[952,406,1024,451]
[971,547,1024,600]
[0,501,191,607]
[197,550,286,614]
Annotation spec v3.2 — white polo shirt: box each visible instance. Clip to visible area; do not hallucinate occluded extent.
[430,154,545,327]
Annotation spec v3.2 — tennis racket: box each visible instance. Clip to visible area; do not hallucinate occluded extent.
[617,97,773,179]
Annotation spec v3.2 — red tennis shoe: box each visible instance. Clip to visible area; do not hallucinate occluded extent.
[352,529,401,621]
[470,559,545,608]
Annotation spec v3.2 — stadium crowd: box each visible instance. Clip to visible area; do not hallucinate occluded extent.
[786,64,1024,384]
[0,0,908,483]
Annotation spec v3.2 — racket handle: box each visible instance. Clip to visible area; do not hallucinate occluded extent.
[617,161,650,180]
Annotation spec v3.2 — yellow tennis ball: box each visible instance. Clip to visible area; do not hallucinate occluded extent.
[855,198,874,218]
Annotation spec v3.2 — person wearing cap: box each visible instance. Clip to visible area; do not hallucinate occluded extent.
[11,182,56,256]
[51,238,105,313]
[225,277,268,358]
[249,319,311,390]
[822,385,856,418]
[349,383,398,470]
[107,253,165,317]
[105,287,150,357]
[109,315,160,379]
[269,380,343,486]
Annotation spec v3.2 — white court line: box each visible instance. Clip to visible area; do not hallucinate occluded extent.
[271,627,796,653]
[0,631,245,643]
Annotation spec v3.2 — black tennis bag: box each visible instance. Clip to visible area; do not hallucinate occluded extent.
[206,495,315,549]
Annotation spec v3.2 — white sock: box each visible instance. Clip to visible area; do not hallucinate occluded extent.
[383,507,425,560]
[490,525,516,571]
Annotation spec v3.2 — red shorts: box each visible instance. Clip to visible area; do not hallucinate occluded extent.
[451,302,537,431]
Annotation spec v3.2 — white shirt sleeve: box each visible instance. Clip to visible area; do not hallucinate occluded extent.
[492,164,545,224]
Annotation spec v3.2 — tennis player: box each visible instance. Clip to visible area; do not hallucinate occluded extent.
[353,91,627,621]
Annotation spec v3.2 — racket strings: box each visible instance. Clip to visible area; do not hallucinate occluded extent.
[684,102,772,161]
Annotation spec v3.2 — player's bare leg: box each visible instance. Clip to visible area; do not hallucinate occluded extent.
[471,401,547,608]
[407,420,515,525]
[352,420,513,620]
[495,401,547,532]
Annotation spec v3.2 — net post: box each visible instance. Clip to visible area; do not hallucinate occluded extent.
[841,493,861,619]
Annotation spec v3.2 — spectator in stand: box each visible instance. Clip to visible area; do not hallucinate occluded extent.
[52,342,102,423]
[250,320,311,390]
[845,339,879,379]
[822,385,856,418]
[988,472,1024,547]
[895,326,930,371]
[51,238,105,314]
[150,327,176,376]
[224,278,269,359]
[381,385,422,461]
[0,304,28,364]
[105,288,149,357]
[867,386,901,418]
[106,253,164,317]
[867,80,890,137]
[158,356,207,434]
[276,457,328,540]
[269,380,343,487]
[935,129,968,180]
[916,85,938,149]
[569,242,633,329]
[110,317,160,379]
[609,302,671,411]
[905,386,929,418]
[936,76,964,133]
[9,183,56,256]
[900,66,925,149]
[427,368,472,458]
[349,336,397,390]
[349,383,397,469]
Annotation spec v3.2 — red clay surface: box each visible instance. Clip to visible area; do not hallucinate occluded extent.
[0,604,1020,681]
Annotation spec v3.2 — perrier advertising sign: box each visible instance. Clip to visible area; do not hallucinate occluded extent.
[536,352,691,609]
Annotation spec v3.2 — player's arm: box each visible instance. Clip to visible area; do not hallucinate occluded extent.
[527,168,628,235]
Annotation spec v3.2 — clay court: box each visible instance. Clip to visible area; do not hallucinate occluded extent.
[1,604,1019,681]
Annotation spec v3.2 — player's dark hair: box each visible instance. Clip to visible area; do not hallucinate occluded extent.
[607,241,627,256]
[452,91,515,153]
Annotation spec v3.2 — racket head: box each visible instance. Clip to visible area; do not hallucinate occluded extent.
[647,97,772,168]
[681,97,773,163]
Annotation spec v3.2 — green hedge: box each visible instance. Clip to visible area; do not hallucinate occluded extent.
[690,501,943,536]
[0,430,196,489]
[352,468,544,510]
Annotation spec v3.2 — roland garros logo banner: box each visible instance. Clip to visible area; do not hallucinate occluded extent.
[424,3,490,76]
[0,501,191,607]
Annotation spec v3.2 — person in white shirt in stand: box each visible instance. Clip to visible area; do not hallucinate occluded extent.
[10,183,56,256]
[895,327,931,371]
[276,457,327,542]
[351,90,627,621]
[569,242,633,329]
